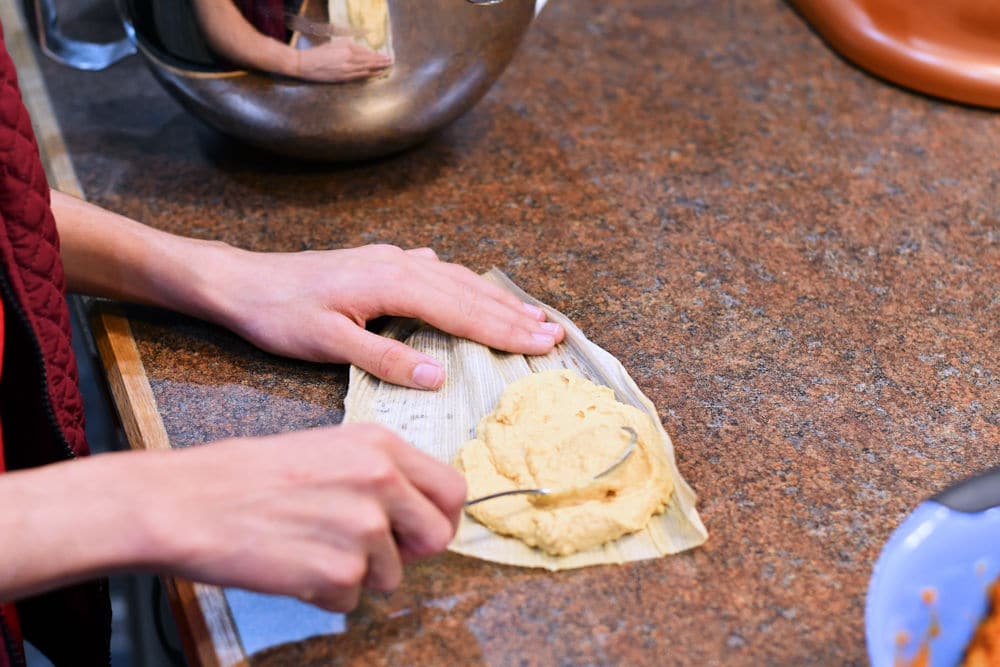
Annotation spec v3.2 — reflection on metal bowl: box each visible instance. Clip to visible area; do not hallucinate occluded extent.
[118,0,535,161]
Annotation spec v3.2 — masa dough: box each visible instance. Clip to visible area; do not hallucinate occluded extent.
[455,370,674,557]
[344,0,389,50]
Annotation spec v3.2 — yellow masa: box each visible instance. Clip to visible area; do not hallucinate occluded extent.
[456,370,674,557]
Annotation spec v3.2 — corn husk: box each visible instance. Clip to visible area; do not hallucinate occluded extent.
[328,0,394,56]
[344,269,708,570]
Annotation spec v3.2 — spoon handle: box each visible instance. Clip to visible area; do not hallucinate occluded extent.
[464,488,550,507]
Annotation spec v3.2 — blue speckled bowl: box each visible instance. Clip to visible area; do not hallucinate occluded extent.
[866,467,1000,666]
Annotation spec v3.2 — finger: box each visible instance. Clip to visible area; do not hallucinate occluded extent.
[349,42,382,58]
[341,68,380,82]
[297,549,365,612]
[380,257,565,348]
[382,474,459,563]
[419,259,552,323]
[335,57,384,74]
[306,584,361,613]
[349,64,390,79]
[341,424,463,560]
[348,48,392,68]
[357,510,404,592]
[338,323,446,389]
[373,433,467,543]
[405,247,438,261]
[388,279,563,355]
[345,53,384,69]
[356,61,391,74]
[423,260,528,311]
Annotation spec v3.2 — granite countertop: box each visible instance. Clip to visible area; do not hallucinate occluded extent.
[36,0,1000,663]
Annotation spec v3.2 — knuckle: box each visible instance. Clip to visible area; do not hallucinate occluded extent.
[502,320,525,347]
[315,587,361,613]
[372,342,406,379]
[355,422,397,445]
[354,509,391,541]
[343,421,382,442]
[366,565,403,593]
[339,588,362,612]
[443,473,468,514]
[344,423,399,454]
[324,554,367,589]
[422,519,456,555]
[382,569,404,593]
[369,243,404,258]
[362,452,402,490]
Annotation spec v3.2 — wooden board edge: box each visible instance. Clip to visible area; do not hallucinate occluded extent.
[88,307,170,450]
[89,305,249,667]
[165,580,248,667]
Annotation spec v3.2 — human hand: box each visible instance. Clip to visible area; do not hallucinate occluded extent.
[294,37,392,82]
[204,244,565,389]
[143,424,464,611]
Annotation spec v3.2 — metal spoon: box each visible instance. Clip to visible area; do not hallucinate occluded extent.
[464,426,638,506]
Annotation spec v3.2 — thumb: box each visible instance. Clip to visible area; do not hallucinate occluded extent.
[341,326,446,390]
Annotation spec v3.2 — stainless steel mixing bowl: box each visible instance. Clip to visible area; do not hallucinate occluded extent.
[117,0,535,160]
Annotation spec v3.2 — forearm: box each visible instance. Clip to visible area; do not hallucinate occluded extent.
[190,0,300,77]
[54,192,565,387]
[53,189,236,323]
[0,452,163,601]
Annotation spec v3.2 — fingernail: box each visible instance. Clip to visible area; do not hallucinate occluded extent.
[532,333,556,347]
[412,362,444,389]
[522,303,544,319]
[539,322,562,335]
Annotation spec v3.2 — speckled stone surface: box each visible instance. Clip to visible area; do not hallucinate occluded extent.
[34,0,1000,664]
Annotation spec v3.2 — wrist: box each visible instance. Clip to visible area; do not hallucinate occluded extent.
[0,452,171,598]
[56,452,175,574]
[259,38,302,79]
[147,237,247,328]
[62,448,217,576]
